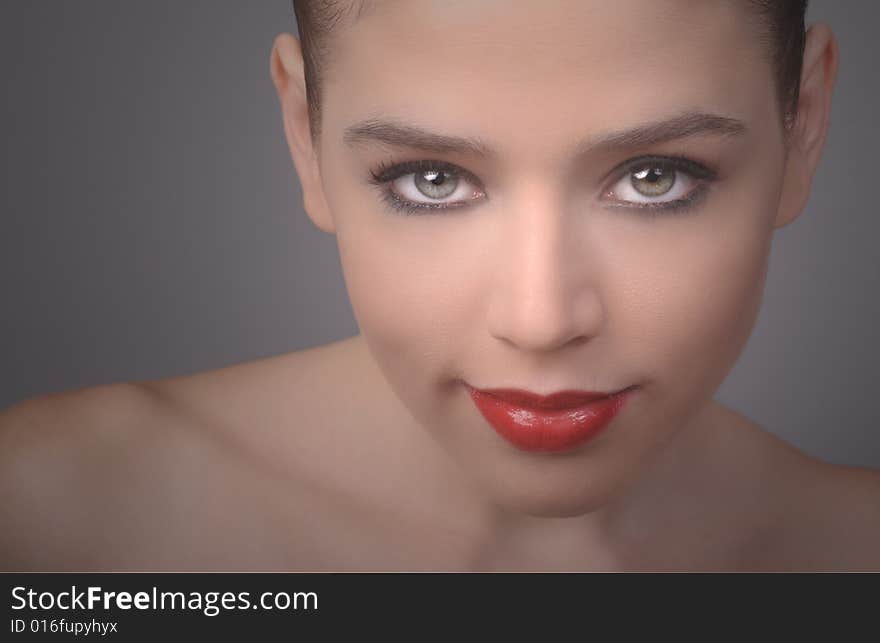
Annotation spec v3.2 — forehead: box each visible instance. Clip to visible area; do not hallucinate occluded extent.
[324,0,772,156]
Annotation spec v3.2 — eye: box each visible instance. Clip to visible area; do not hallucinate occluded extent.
[368,159,486,215]
[603,155,717,213]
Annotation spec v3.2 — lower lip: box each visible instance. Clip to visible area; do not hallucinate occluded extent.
[467,386,635,453]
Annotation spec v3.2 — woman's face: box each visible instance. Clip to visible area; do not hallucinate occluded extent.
[313,0,789,515]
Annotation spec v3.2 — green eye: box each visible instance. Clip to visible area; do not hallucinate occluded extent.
[368,159,485,215]
[413,169,459,200]
[631,165,675,197]
[604,155,717,215]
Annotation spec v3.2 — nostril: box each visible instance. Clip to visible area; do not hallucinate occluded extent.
[490,321,594,354]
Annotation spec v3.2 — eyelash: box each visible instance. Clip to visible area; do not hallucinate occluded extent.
[368,159,484,216]
[366,155,718,217]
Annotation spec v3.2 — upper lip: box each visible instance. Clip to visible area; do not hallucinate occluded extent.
[466,383,633,410]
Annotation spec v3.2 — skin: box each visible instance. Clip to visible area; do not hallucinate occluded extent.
[1,0,878,571]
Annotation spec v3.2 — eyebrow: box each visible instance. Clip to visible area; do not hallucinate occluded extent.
[343,111,748,158]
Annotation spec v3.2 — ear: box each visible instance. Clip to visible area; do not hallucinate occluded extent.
[270,33,336,234]
[774,22,840,229]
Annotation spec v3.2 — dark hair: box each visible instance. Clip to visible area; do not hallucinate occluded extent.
[291,0,808,144]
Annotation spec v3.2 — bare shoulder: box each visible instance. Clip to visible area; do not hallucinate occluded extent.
[726,406,880,570]
[142,336,361,435]
[790,459,880,570]
[0,381,183,569]
[141,335,376,471]
[0,340,360,570]
[0,336,384,570]
[140,335,419,509]
[0,381,174,475]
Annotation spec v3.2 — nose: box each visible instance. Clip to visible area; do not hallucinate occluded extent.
[486,191,605,353]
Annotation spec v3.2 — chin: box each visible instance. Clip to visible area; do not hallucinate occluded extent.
[502,495,610,519]
[479,465,629,519]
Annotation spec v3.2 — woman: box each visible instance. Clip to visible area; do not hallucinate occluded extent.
[1,0,877,571]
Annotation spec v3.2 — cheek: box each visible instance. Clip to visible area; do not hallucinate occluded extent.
[612,213,772,401]
[334,213,479,390]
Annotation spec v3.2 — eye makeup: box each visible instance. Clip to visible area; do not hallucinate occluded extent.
[602,154,719,217]
[365,153,719,217]
[367,159,486,216]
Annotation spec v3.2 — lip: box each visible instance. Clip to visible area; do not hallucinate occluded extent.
[465,383,636,453]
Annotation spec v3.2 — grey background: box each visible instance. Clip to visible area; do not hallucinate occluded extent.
[1,1,877,468]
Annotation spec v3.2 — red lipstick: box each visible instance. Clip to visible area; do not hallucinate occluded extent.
[466,384,635,453]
